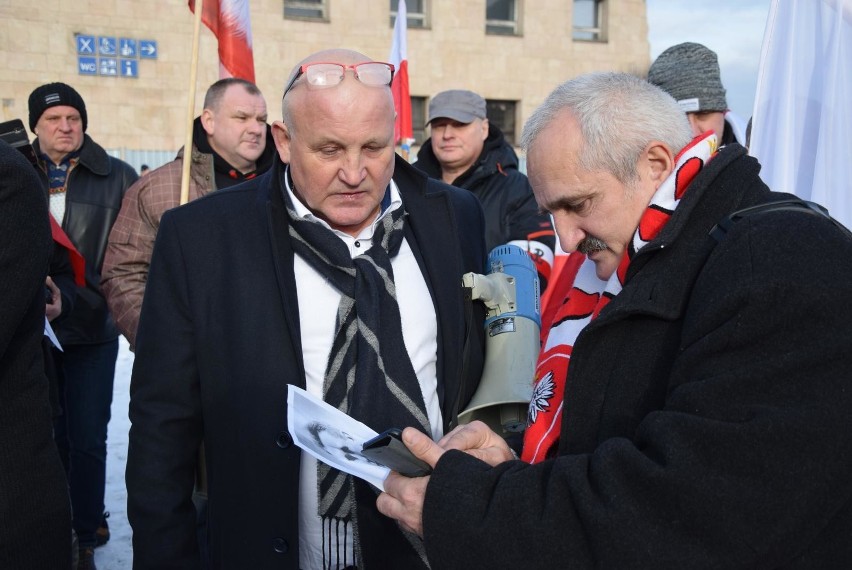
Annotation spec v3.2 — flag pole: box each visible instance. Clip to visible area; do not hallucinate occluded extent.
[180,0,204,206]
[389,0,413,160]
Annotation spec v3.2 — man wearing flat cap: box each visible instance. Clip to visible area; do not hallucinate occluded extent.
[648,42,747,146]
[29,81,137,570]
[415,89,555,290]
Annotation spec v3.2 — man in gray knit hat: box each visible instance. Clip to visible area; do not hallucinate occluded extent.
[647,42,746,145]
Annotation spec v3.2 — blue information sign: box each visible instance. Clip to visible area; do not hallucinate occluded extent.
[75,34,156,75]
[78,56,98,75]
[119,38,137,58]
[99,57,118,76]
[121,59,139,78]
[98,37,117,56]
[139,40,158,59]
[76,35,95,55]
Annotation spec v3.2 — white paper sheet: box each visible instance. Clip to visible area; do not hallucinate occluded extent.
[44,316,62,351]
[287,385,390,490]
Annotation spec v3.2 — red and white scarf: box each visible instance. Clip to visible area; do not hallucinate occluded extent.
[522,133,718,463]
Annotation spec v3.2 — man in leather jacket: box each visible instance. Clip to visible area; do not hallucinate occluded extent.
[29,82,137,570]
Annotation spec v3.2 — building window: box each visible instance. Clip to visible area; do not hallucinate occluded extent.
[486,0,519,36]
[391,0,428,28]
[486,99,517,146]
[411,96,427,144]
[573,0,606,41]
[284,0,328,21]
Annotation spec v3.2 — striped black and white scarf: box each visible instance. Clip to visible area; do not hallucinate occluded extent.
[283,169,431,569]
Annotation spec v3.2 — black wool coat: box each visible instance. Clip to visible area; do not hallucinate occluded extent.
[0,140,72,569]
[423,144,852,569]
[126,156,487,569]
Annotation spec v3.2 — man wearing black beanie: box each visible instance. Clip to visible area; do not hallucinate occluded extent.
[29,81,138,570]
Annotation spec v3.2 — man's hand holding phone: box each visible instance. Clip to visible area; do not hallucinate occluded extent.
[361,428,433,477]
[375,422,517,537]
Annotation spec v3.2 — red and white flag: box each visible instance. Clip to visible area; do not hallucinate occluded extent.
[389,0,413,145]
[189,0,255,82]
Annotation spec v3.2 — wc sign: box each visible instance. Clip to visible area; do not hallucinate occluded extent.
[78,56,98,75]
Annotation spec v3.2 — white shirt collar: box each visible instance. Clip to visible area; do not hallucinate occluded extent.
[284,165,403,242]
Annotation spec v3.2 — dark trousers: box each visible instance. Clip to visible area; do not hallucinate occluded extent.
[53,339,118,548]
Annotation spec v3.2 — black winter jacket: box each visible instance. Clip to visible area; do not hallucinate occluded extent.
[415,123,554,254]
[126,156,487,569]
[423,144,852,569]
[34,135,138,345]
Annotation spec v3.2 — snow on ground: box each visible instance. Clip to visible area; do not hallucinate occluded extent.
[95,336,134,569]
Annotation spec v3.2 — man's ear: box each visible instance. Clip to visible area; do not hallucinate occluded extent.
[644,141,675,188]
[480,118,489,141]
[271,121,292,164]
[200,108,215,136]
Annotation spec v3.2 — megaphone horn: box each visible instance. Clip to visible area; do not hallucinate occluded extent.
[458,244,541,436]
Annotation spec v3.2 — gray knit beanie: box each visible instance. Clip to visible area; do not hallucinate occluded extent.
[647,42,727,113]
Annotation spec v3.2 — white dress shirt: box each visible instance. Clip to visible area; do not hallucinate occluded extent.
[287,175,441,570]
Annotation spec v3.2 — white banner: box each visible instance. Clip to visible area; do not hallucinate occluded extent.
[749,0,852,230]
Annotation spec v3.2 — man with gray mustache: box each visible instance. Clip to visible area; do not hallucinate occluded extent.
[378,72,852,569]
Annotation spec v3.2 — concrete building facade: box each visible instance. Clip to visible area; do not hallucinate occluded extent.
[0,0,649,168]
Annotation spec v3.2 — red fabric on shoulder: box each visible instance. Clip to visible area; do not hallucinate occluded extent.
[49,215,85,286]
[539,253,584,343]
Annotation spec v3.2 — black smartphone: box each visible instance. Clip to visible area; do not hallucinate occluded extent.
[361,428,432,477]
[0,118,39,168]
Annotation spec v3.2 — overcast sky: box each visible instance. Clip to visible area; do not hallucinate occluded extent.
[646,0,773,120]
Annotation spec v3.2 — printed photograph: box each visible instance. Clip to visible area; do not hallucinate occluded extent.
[287,385,389,490]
